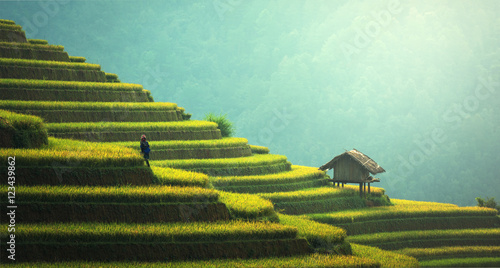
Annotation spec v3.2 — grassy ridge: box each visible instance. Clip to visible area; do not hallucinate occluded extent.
[0,41,64,51]
[152,154,291,176]
[5,221,298,243]
[0,100,177,111]
[0,109,48,148]
[276,196,368,215]
[0,87,152,102]
[351,244,419,268]
[27,39,49,45]
[419,257,500,267]
[0,78,143,91]
[0,185,219,204]
[70,56,86,63]
[151,166,210,187]
[308,198,497,225]
[0,137,142,167]
[0,23,23,31]
[0,19,15,24]
[258,186,384,203]
[250,144,270,154]
[347,228,500,249]
[112,137,249,150]
[218,191,277,221]
[0,58,100,70]
[152,154,288,169]
[397,246,500,261]
[46,120,218,133]
[278,213,348,252]
[211,165,326,187]
[0,254,380,267]
[215,179,327,194]
[336,215,500,235]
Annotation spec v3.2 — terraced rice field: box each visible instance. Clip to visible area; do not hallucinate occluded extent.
[1,19,496,267]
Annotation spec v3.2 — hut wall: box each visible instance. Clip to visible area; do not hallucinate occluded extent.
[333,155,369,183]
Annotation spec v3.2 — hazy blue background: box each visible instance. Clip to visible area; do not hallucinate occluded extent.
[2,0,499,206]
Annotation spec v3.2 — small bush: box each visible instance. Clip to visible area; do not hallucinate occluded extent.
[476,196,500,212]
[0,109,48,148]
[203,112,235,137]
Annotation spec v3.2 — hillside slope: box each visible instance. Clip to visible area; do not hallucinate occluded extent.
[2,18,498,267]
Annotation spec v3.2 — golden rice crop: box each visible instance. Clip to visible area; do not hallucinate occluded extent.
[250,144,270,154]
[351,243,419,268]
[218,191,277,221]
[0,19,15,24]
[111,137,248,150]
[69,56,86,63]
[0,23,23,31]
[152,254,380,268]
[46,120,218,133]
[0,137,142,167]
[0,254,382,268]
[348,228,500,245]
[0,78,143,91]
[420,257,500,268]
[396,246,500,260]
[0,58,101,70]
[16,221,298,243]
[309,198,497,224]
[211,165,325,187]
[151,166,210,188]
[259,186,356,203]
[152,154,288,169]
[0,109,45,130]
[278,213,346,245]
[0,185,219,203]
[0,100,178,111]
[27,39,49,45]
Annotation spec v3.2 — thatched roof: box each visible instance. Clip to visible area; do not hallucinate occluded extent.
[319,149,386,174]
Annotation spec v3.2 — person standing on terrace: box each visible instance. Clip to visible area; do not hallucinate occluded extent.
[140,134,150,167]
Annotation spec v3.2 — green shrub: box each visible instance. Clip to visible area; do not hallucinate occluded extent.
[0,109,48,148]
[476,196,500,212]
[203,112,235,137]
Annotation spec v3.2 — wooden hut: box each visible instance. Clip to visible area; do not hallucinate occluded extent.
[319,149,385,197]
